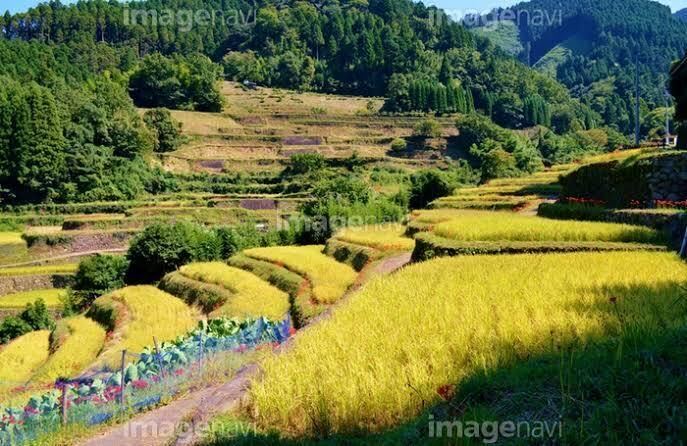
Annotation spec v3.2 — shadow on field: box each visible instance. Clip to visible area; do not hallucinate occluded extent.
[204,282,687,445]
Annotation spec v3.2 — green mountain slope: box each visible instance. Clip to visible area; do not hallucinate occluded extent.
[469,0,687,135]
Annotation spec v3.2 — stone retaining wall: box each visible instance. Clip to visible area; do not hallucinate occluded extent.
[647,153,687,202]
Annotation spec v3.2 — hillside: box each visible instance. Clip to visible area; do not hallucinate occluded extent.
[469,0,687,135]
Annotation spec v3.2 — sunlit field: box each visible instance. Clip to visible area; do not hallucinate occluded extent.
[0,289,66,308]
[432,211,662,243]
[0,264,78,277]
[31,316,106,384]
[88,286,199,369]
[178,262,290,320]
[333,224,415,252]
[243,246,357,304]
[0,330,50,393]
[248,252,687,437]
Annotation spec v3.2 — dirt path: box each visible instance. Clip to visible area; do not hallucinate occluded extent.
[79,252,412,446]
[0,249,127,269]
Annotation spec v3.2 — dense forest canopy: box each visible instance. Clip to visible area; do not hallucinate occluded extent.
[0,0,667,205]
[0,0,589,126]
[469,0,687,136]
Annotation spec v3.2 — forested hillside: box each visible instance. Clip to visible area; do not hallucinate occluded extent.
[470,0,687,136]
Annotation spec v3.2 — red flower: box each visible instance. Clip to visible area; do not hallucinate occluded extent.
[175,369,185,376]
[437,384,455,401]
[131,379,148,390]
[288,327,297,336]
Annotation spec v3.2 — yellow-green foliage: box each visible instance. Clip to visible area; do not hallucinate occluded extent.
[0,264,78,277]
[333,225,415,252]
[410,209,468,225]
[179,262,290,320]
[432,211,661,243]
[91,286,199,369]
[243,246,357,304]
[249,252,687,436]
[0,289,66,308]
[0,232,26,246]
[31,316,106,383]
[0,330,50,390]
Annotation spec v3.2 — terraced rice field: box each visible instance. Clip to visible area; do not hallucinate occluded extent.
[432,211,662,244]
[177,262,290,320]
[31,316,106,384]
[243,246,358,304]
[0,264,78,277]
[333,224,415,252]
[0,289,66,308]
[248,251,687,436]
[88,286,200,369]
[0,330,51,392]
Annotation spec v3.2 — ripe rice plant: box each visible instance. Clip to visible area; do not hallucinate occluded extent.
[88,286,199,369]
[432,211,662,244]
[333,224,415,252]
[0,330,50,391]
[178,262,290,320]
[248,252,687,436]
[0,232,25,245]
[243,246,357,304]
[31,316,106,384]
[409,209,468,225]
[0,289,66,308]
[0,264,78,277]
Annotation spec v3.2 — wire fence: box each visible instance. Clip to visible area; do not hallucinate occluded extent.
[0,316,292,446]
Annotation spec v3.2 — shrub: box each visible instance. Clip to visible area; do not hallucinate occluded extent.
[412,119,442,138]
[0,298,55,344]
[390,138,407,152]
[409,170,455,209]
[289,153,326,175]
[126,222,222,284]
[73,254,129,305]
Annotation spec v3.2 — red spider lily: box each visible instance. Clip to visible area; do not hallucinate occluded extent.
[175,369,185,376]
[288,327,297,336]
[437,384,456,401]
[564,197,606,206]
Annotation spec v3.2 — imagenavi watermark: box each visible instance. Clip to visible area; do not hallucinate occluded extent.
[123,5,258,32]
[428,415,563,444]
[429,7,563,31]
[123,418,258,440]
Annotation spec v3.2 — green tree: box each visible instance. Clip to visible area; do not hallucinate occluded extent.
[143,108,182,153]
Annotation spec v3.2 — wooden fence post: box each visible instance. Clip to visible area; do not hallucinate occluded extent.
[61,383,68,425]
[120,349,127,406]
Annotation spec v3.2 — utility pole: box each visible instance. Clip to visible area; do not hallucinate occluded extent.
[635,55,641,147]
